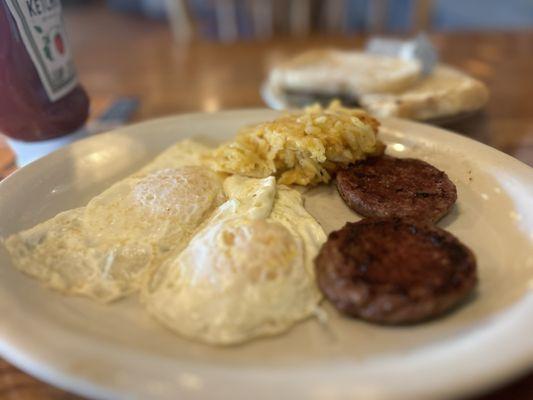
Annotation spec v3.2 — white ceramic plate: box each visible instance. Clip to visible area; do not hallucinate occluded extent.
[0,110,532,400]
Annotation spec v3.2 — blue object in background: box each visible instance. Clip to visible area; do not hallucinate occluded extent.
[187,0,218,39]
[141,0,167,19]
[104,0,533,35]
[344,0,371,32]
[433,0,533,30]
[385,0,415,32]
[106,0,143,14]
[106,0,167,19]
[370,0,533,32]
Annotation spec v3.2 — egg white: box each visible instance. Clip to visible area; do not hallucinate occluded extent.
[142,176,326,345]
[4,141,224,302]
[4,140,328,345]
[136,139,211,175]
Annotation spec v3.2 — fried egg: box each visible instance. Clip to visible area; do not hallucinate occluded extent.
[4,141,225,302]
[142,176,326,345]
[137,139,211,175]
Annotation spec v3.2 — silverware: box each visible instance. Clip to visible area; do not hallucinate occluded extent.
[87,96,140,135]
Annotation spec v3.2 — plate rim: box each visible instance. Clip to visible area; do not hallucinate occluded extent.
[3,108,533,184]
[0,109,532,400]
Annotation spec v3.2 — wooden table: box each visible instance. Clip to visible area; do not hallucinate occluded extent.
[0,3,532,399]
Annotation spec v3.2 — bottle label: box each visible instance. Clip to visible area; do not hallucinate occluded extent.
[5,0,78,102]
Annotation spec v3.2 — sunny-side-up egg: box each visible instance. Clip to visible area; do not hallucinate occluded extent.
[142,175,326,345]
[4,141,225,303]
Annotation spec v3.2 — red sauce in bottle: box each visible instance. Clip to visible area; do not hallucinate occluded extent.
[0,0,89,142]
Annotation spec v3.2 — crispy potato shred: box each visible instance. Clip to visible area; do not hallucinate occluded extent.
[207,101,383,186]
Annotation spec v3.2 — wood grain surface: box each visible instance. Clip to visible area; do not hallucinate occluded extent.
[0,2,531,399]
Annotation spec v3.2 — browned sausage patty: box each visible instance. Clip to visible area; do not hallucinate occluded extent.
[336,156,457,223]
[315,218,477,324]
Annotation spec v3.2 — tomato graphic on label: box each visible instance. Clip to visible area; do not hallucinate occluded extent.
[34,25,66,61]
[54,33,65,55]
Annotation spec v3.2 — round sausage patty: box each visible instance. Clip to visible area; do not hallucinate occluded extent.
[315,218,477,324]
[336,156,457,223]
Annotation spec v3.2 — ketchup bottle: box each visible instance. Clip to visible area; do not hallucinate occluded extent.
[0,0,89,142]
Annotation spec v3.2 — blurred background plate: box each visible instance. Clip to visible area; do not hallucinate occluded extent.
[260,79,484,126]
